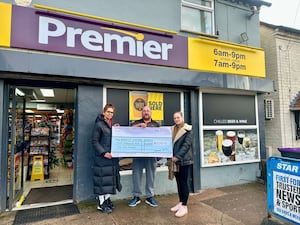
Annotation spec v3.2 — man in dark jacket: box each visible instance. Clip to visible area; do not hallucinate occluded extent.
[92,103,122,214]
[128,106,160,207]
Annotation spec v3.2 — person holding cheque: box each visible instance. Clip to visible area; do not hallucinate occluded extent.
[170,111,193,217]
[128,105,160,207]
[92,103,122,214]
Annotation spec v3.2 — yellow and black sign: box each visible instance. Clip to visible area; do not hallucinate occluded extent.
[129,91,164,121]
[188,37,266,77]
[31,155,44,181]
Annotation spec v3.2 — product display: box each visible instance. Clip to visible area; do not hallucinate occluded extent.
[61,110,74,168]
[27,127,50,180]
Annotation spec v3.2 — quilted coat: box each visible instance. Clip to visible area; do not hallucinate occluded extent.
[92,115,122,195]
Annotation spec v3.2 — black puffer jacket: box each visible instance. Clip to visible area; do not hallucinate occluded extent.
[92,115,122,195]
[171,123,193,166]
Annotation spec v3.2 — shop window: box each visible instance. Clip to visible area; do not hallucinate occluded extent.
[201,93,260,167]
[106,88,181,171]
[106,88,180,126]
[181,0,214,35]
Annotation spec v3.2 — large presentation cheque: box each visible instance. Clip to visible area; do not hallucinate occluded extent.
[111,126,172,157]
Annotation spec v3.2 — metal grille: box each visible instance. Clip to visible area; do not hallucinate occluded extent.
[264,99,274,119]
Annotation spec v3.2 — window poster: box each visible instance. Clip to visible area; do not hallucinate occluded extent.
[203,129,259,166]
[129,91,164,122]
[201,93,260,167]
[120,91,165,171]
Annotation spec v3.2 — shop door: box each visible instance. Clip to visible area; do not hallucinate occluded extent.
[7,85,75,208]
[7,87,27,209]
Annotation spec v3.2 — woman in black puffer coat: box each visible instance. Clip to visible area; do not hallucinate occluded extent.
[92,103,122,214]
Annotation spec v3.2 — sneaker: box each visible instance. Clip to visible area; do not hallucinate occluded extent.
[128,196,141,207]
[145,197,158,207]
[175,205,188,217]
[106,198,115,209]
[97,200,113,214]
[171,202,182,212]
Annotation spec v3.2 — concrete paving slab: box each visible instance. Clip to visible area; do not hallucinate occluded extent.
[0,182,293,225]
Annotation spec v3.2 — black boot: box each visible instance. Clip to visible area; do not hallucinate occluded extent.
[97,199,112,214]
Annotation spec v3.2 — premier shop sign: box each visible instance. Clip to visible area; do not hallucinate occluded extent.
[10,5,187,68]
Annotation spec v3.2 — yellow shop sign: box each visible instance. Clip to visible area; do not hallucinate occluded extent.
[188,37,266,77]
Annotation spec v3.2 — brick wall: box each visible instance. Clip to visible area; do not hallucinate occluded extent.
[261,24,300,156]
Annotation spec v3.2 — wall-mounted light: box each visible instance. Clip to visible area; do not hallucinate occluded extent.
[240,32,248,43]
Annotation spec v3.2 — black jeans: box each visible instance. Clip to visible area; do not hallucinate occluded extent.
[174,164,192,206]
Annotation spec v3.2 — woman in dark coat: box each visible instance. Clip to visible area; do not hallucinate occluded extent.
[92,103,122,214]
[170,111,193,218]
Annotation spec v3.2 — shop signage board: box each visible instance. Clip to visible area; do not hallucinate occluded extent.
[0,3,11,47]
[188,37,266,77]
[0,3,267,77]
[1,4,187,68]
[111,126,172,158]
[267,156,300,225]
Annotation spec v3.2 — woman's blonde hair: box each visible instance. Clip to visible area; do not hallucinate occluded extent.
[173,111,183,117]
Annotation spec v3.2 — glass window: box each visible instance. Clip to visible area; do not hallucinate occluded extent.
[106,88,182,172]
[181,0,214,35]
[201,93,260,167]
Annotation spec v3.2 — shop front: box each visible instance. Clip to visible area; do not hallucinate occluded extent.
[0,3,273,211]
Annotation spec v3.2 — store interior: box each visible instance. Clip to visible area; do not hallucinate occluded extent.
[9,86,75,208]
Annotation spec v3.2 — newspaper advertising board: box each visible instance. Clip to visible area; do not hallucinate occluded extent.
[267,156,300,225]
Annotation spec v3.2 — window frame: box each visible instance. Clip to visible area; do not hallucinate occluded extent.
[181,0,215,35]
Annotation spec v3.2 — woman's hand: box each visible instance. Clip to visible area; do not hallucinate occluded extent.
[171,157,178,162]
[104,152,112,159]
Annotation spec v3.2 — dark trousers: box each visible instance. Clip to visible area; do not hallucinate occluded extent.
[174,164,191,206]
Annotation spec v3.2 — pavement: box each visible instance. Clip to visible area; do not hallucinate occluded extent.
[0,182,292,225]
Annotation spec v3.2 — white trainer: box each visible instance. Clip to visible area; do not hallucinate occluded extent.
[170,202,182,212]
[175,205,188,217]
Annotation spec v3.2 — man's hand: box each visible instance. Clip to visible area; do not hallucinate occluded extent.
[133,123,147,128]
